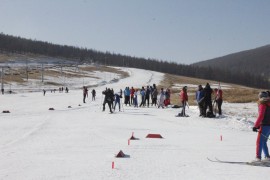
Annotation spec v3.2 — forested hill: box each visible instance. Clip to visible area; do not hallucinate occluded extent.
[0,33,269,89]
[193,45,270,78]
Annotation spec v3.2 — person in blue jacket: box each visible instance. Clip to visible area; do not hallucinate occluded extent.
[139,86,146,107]
[195,85,205,117]
[114,91,122,111]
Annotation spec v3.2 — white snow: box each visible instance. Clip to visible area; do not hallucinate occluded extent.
[0,67,268,180]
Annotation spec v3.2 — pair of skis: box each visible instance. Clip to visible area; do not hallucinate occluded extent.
[207,157,270,167]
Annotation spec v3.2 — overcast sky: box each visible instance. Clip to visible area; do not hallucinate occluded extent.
[1,0,270,64]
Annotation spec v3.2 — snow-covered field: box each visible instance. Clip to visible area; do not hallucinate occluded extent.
[0,67,268,180]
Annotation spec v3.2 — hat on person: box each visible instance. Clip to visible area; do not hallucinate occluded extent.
[258,91,269,99]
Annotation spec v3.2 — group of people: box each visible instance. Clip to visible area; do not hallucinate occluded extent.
[195,83,223,117]
[99,84,172,113]
[178,83,223,117]
[122,84,171,108]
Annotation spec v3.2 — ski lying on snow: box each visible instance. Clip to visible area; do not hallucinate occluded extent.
[207,157,247,164]
[207,157,270,167]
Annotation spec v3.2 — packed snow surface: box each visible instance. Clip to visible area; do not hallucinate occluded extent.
[0,67,268,180]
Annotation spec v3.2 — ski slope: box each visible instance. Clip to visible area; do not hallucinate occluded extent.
[0,67,268,180]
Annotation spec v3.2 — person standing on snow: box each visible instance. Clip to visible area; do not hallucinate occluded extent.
[134,89,138,107]
[252,91,270,162]
[91,89,96,101]
[124,87,130,106]
[145,86,151,107]
[83,86,88,103]
[203,83,214,117]
[214,88,223,116]
[152,86,158,106]
[102,88,114,113]
[164,88,171,106]
[130,87,135,105]
[178,86,188,117]
[139,86,146,107]
[114,91,122,111]
[158,88,165,108]
[196,85,205,117]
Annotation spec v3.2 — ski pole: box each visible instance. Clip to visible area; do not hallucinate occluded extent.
[260,132,270,141]
[186,101,189,109]
[254,129,270,140]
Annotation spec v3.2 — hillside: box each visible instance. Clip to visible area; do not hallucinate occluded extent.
[1,33,270,88]
[193,45,270,78]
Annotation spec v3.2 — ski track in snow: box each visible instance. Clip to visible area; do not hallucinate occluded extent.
[0,67,268,180]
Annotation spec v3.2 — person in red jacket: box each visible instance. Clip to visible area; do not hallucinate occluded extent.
[177,86,188,117]
[214,88,223,115]
[252,91,270,162]
[130,87,135,105]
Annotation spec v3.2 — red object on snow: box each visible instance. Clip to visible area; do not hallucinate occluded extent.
[115,150,126,158]
[146,134,163,138]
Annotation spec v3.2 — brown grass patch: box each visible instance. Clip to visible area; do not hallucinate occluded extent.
[158,73,263,105]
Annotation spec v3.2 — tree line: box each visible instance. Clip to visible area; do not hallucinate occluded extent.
[0,32,269,89]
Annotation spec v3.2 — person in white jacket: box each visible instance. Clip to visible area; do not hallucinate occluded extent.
[158,88,165,108]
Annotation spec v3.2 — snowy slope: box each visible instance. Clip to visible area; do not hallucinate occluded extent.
[0,67,267,180]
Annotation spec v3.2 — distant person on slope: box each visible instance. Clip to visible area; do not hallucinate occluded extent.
[91,89,96,101]
[252,91,270,162]
[83,86,88,103]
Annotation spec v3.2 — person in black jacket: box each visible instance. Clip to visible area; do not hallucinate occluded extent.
[203,83,214,117]
[102,88,114,113]
[145,86,151,107]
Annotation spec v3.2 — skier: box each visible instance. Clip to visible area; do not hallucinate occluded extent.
[252,91,270,162]
[177,86,188,117]
[102,88,114,113]
[196,85,205,117]
[83,86,88,103]
[114,91,122,111]
[91,89,96,101]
